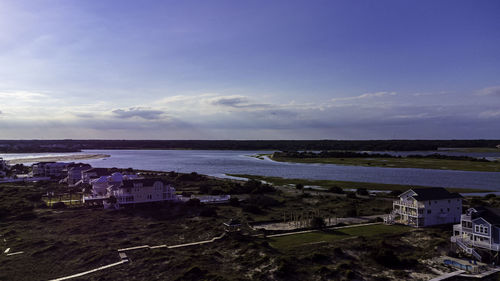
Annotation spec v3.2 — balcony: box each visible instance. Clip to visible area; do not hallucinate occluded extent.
[393,200,424,208]
[452,235,500,251]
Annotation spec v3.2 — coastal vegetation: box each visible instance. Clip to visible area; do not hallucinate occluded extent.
[269,151,500,172]
[227,174,493,194]
[1,170,499,280]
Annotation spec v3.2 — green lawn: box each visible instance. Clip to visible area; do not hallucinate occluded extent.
[228,174,493,193]
[270,155,500,172]
[269,224,410,250]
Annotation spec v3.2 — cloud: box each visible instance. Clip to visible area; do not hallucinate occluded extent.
[209,95,270,109]
[0,90,48,102]
[477,86,500,97]
[112,107,166,120]
[479,110,500,119]
[211,96,248,107]
[331,91,397,102]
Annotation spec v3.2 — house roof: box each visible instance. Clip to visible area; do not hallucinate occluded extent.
[406,187,462,201]
[121,178,166,188]
[471,206,500,226]
[83,168,110,177]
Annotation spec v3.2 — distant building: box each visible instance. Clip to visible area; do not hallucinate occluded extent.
[451,207,500,262]
[386,187,462,227]
[0,158,7,178]
[64,163,92,186]
[80,168,111,184]
[32,162,72,178]
[0,157,7,171]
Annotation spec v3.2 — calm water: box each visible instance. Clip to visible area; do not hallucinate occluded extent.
[2,150,500,190]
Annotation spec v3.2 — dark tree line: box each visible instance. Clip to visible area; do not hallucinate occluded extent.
[1,139,500,153]
[273,151,494,162]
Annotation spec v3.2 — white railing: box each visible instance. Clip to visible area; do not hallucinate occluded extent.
[452,235,500,252]
[393,200,418,208]
[453,237,482,261]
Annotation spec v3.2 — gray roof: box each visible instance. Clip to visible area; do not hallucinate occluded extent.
[410,187,462,201]
[471,207,500,226]
[121,178,166,188]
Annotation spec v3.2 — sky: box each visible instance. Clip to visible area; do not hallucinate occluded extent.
[0,0,499,140]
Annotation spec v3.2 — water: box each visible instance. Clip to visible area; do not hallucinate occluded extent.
[2,149,500,190]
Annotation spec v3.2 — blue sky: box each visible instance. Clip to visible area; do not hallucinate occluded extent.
[0,0,499,139]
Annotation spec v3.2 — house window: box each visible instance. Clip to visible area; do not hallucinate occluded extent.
[485,228,489,235]
[447,208,450,212]
[427,210,431,214]
[429,201,431,205]
[475,226,479,232]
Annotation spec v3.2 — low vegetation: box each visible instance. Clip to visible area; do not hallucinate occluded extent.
[270,151,500,172]
[0,171,494,281]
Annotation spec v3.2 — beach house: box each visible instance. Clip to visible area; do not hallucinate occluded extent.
[451,207,500,262]
[386,187,462,227]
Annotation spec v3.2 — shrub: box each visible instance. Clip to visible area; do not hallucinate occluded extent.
[485,194,497,199]
[356,188,369,196]
[346,192,357,199]
[199,207,217,217]
[185,198,201,207]
[242,204,262,214]
[52,202,66,209]
[389,190,403,197]
[229,197,240,206]
[311,216,326,229]
[329,186,344,194]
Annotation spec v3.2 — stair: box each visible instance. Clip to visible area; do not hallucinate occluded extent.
[455,237,482,261]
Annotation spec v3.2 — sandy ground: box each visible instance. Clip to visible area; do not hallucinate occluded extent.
[7,154,110,164]
[252,214,385,231]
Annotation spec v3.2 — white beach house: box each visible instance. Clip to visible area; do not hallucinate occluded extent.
[451,207,500,262]
[83,172,177,207]
[386,187,462,227]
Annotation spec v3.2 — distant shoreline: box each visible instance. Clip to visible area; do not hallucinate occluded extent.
[6,154,110,165]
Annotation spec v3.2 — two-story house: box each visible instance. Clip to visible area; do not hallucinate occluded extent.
[386,187,462,227]
[109,178,178,207]
[83,173,177,208]
[32,162,72,178]
[451,207,500,262]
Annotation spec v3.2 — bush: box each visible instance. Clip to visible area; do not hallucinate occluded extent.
[346,192,357,199]
[229,197,240,206]
[389,190,403,197]
[485,194,497,199]
[356,188,369,196]
[329,186,344,194]
[311,216,326,229]
[199,207,217,217]
[52,202,66,209]
[247,195,280,208]
[181,191,193,197]
[242,204,263,214]
[185,198,201,207]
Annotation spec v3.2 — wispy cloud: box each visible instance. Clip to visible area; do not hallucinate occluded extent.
[112,107,166,120]
[330,91,397,102]
[477,86,500,97]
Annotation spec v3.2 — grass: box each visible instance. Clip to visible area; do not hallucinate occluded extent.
[445,147,500,153]
[269,224,410,250]
[228,174,494,193]
[270,155,500,172]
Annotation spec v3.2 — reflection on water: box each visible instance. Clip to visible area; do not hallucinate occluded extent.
[2,149,500,190]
